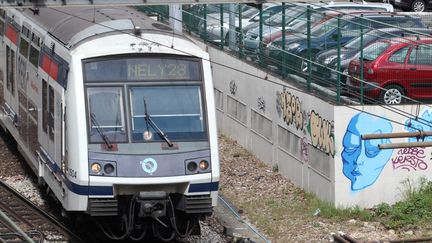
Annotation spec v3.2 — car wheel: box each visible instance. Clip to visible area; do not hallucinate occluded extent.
[380,85,405,105]
[411,0,426,12]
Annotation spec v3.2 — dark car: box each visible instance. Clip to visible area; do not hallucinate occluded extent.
[242,3,394,57]
[262,13,426,75]
[393,0,432,12]
[347,37,432,104]
[310,28,432,87]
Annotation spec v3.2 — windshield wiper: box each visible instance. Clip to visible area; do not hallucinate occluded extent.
[143,97,173,147]
[90,113,113,149]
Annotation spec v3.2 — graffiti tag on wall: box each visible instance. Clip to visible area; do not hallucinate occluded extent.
[277,89,305,131]
[309,110,335,157]
[392,148,428,171]
[277,89,335,157]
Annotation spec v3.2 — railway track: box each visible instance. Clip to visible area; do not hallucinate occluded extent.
[0,180,84,243]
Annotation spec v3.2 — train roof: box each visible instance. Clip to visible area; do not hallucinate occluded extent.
[19,7,177,48]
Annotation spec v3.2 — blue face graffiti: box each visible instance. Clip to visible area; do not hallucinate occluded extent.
[342,113,393,191]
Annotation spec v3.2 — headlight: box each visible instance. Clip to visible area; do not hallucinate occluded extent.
[199,160,209,170]
[185,158,210,174]
[90,161,117,176]
[324,55,337,65]
[268,42,281,50]
[104,163,115,174]
[91,163,102,174]
[207,24,219,30]
[287,43,300,50]
[187,161,198,172]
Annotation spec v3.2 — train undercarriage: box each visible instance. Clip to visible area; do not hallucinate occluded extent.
[89,192,212,241]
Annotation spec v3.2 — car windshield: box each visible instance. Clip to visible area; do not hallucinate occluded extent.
[309,17,339,37]
[287,12,327,32]
[361,41,390,61]
[242,6,259,18]
[264,8,304,26]
[344,32,383,50]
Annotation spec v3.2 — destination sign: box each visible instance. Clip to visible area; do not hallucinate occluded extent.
[84,57,201,82]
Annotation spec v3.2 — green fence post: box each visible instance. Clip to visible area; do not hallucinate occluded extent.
[336,15,341,104]
[282,3,286,77]
[307,6,311,91]
[360,14,364,105]
[258,5,263,66]
[239,4,243,58]
[203,4,207,42]
[220,4,224,49]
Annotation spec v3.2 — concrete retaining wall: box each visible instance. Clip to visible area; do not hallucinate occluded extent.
[194,39,432,208]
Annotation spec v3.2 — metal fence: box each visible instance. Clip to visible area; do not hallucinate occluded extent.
[137,3,432,106]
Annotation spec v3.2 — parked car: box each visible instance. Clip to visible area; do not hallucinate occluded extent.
[199,3,278,44]
[262,13,426,75]
[393,0,432,12]
[347,37,432,105]
[242,2,394,56]
[310,28,432,87]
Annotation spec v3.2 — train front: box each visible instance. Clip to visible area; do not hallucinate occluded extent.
[67,31,219,240]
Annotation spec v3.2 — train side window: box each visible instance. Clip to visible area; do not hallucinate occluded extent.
[42,79,48,133]
[19,38,29,58]
[29,45,39,67]
[0,18,4,37]
[0,9,4,37]
[49,85,54,141]
[6,46,15,96]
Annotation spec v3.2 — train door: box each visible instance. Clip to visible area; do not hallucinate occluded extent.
[4,17,20,124]
[39,50,64,170]
[17,23,31,145]
[26,29,42,160]
[0,10,5,108]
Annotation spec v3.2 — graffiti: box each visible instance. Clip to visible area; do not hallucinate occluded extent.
[341,112,393,191]
[392,148,428,171]
[276,89,334,157]
[229,80,237,95]
[309,110,335,157]
[277,89,304,131]
[300,137,309,164]
[257,96,265,112]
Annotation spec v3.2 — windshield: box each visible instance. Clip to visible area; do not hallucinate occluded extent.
[87,87,127,143]
[345,32,382,50]
[130,86,206,142]
[242,6,259,18]
[84,56,207,144]
[362,41,390,61]
[264,8,304,26]
[310,18,338,37]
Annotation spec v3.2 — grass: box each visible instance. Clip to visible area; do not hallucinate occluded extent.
[306,177,432,229]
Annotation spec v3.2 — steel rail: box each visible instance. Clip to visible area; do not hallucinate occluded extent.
[0,180,85,243]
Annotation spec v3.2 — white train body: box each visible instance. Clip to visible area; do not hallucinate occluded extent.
[0,7,219,240]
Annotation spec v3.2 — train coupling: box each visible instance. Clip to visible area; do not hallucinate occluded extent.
[136,192,168,221]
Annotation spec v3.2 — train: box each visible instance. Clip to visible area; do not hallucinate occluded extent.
[0,6,219,241]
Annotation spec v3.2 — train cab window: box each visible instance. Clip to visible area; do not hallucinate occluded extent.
[87,87,127,143]
[129,86,206,142]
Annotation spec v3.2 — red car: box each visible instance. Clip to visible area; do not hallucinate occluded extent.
[347,36,432,105]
